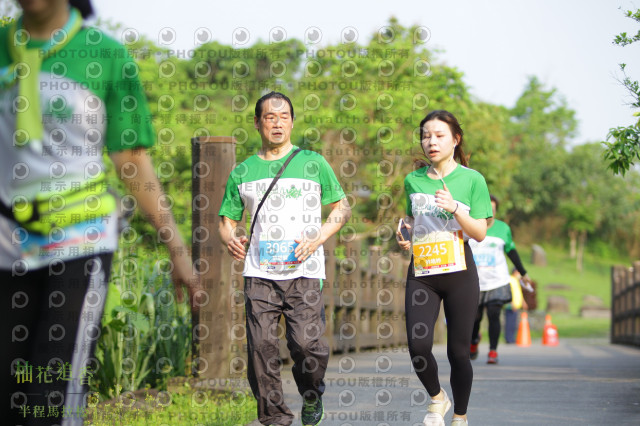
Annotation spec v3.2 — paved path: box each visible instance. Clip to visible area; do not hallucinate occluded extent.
[247,338,640,425]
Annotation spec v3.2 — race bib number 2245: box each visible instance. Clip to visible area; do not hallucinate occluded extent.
[412,230,466,276]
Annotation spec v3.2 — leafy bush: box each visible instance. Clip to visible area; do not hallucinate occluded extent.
[92,243,193,399]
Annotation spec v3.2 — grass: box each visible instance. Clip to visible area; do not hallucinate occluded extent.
[473,243,625,341]
[86,387,257,426]
[518,244,617,315]
[503,243,622,339]
[529,314,610,339]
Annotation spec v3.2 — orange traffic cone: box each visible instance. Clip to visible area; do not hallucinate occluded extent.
[542,314,559,346]
[516,312,531,347]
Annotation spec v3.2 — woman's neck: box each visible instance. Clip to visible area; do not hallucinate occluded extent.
[22,5,70,40]
[429,157,456,178]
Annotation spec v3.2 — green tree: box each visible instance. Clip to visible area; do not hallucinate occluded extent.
[461,102,514,205]
[87,16,639,262]
[558,201,596,272]
[291,18,475,231]
[559,142,640,264]
[504,76,577,226]
[603,8,640,175]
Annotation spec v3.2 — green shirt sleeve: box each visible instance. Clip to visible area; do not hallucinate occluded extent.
[104,45,155,152]
[469,173,492,219]
[318,155,345,205]
[218,170,244,220]
[503,223,516,253]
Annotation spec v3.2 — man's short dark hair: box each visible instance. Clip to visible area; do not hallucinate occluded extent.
[70,0,95,18]
[490,194,499,210]
[255,91,295,119]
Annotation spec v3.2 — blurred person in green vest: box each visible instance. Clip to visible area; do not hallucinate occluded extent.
[0,1,202,424]
[468,195,533,364]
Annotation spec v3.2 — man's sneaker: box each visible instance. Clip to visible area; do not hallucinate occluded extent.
[451,417,469,425]
[470,332,481,360]
[301,397,323,426]
[487,350,498,364]
[423,388,451,426]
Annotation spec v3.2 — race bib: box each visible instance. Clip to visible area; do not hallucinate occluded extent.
[258,238,302,272]
[413,230,466,276]
[473,252,497,268]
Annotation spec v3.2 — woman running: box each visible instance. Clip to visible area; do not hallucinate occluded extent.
[397,110,492,426]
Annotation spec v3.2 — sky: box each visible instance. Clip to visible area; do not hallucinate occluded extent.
[87,0,640,144]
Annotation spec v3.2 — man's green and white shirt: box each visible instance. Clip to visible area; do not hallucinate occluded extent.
[219,147,345,280]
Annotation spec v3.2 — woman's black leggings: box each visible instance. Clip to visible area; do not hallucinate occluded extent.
[405,244,479,416]
[1,253,113,426]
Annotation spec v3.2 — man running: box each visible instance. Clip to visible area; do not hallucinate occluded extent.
[218,91,351,426]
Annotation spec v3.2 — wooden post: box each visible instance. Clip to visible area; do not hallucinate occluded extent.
[369,246,384,349]
[191,136,237,380]
[611,263,640,347]
[611,266,619,342]
[339,238,360,352]
[323,236,337,352]
[388,251,405,347]
[352,239,363,352]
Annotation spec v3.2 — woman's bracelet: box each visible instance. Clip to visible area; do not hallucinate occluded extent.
[452,203,458,214]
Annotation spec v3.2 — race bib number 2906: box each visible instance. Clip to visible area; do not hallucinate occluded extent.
[412,230,466,276]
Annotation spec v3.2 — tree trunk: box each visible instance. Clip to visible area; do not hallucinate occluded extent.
[568,229,577,258]
[576,230,587,273]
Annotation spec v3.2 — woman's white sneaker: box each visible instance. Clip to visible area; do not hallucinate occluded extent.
[422,388,451,426]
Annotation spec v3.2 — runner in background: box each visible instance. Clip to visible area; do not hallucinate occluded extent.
[397,110,492,426]
[504,268,538,343]
[469,195,534,364]
[504,269,527,343]
[1,1,201,424]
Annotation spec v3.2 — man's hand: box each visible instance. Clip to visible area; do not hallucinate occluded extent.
[227,234,249,261]
[294,236,322,262]
[293,197,351,262]
[219,216,248,261]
